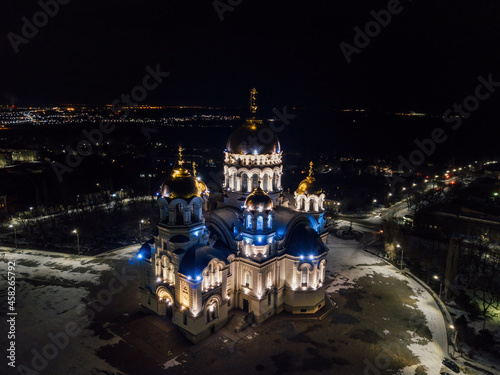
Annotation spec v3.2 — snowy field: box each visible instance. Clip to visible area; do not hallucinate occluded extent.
[325,236,469,375]
[0,245,139,375]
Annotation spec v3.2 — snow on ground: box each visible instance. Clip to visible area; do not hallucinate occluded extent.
[326,235,447,374]
[0,246,136,375]
[163,354,186,370]
[1,247,113,284]
[97,245,140,261]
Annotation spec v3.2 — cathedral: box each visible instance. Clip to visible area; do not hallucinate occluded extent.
[137,90,329,343]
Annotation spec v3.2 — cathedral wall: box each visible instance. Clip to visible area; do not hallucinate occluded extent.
[283,288,325,314]
[173,299,229,343]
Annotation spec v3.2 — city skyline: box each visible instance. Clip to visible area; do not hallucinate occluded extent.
[0,1,499,112]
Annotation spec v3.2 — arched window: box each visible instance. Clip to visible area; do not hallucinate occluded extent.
[206,298,219,323]
[300,265,311,287]
[267,215,272,229]
[244,271,251,287]
[266,271,272,288]
[263,174,269,191]
[176,203,184,224]
[231,173,236,190]
[155,259,161,276]
[242,174,248,192]
[257,216,263,231]
[319,260,326,284]
[247,215,252,229]
[252,174,259,190]
[203,270,210,290]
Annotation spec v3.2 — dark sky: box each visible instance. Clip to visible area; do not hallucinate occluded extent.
[1,0,500,112]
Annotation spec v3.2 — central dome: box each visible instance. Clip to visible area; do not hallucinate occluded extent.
[226,119,281,155]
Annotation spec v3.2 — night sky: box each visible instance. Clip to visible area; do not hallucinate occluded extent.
[2,1,500,114]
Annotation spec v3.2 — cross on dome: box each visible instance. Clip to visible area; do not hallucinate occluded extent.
[309,161,314,177]
[250,88,258,114]
[178,146,184,166]
[192,161,197,176]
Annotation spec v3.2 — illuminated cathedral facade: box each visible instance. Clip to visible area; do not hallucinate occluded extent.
[137,89,329,343]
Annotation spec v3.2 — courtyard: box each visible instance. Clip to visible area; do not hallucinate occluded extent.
[1,233,471,374]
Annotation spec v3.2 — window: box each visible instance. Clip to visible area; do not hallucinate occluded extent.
[244,271,250,288]
[267,215,272,229]
[242,174,248,191]
[247,215,252,229]
[268,293,271,306]
[206,300,218,323]
[252,174,259,190]
[267,272,272,289]
[319,261,326,284]
[301,267,309,287]
[257,216,263,231]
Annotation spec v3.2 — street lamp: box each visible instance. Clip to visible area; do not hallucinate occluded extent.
[139,219,145,241]
[434,275,442,297]
[72,229,80,255]
[397,244,403,270]
[9,224,17,249]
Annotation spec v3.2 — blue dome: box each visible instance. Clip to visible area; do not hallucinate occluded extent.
[178,245,231,277]
[286,224,327,257]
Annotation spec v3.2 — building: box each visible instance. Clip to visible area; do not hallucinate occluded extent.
[137,90,330,343]
[0,152,12,168]
[0,149,40,164]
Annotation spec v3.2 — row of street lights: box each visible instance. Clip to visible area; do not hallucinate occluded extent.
[8,224,80,256]
[9,219,146,256]
[397,243,444,299]
[395,244,457,354]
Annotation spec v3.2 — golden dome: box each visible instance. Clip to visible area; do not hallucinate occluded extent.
[226,119,280,155]
[226,89,280,155]
[245,182,273,211]
[160,147,201,200]
[296,162,323,196]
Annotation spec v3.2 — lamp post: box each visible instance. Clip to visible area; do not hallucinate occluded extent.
[73,229,80,255]
[9,224,17,249]
[139,219,144,241]
[397,244,403,270]
[434,275,442,298]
